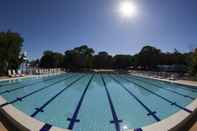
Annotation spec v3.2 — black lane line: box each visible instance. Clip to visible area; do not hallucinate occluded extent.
[119,76,193,113]
[109,75,160,122]
[128,75,195,100]
[0,74,67,95]
[0,75,76,108]
[31,75,85,117]
[67,74,95,130]
[100,74,122,131]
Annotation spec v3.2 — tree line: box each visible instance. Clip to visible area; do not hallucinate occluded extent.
[0,31,196,76]
[33,45,197,76]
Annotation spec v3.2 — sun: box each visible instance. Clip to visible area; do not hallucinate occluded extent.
[119,0,137,18]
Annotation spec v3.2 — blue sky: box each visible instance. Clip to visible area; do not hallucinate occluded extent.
[0,0,197,59]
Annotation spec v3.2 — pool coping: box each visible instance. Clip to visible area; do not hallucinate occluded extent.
[0,72,196,131]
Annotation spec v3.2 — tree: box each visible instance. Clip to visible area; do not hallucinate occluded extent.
[32,44,197,74]
[29,59,40,68]
[93,51,113,69]
[131,54,139,69]
[64,45,95,70]
[113,55,133,69]
[73,45,94,56]
[39,51,64,68]
[0,31,24,75]
[190,48,197,75]
[137,46,161,70]
[54,52,64,68]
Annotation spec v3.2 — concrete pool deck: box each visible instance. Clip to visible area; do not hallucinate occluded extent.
[0,72,197,131]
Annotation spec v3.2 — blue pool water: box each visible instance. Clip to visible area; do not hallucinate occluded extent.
[0,73,196,131]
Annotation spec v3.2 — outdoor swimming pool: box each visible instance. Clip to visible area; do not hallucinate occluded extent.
[0,73,197,131]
